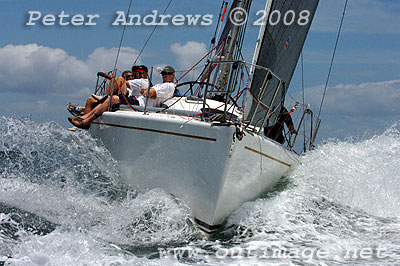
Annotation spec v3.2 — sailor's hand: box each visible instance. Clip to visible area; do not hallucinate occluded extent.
[141,88,157,99]
[288,125,297,134]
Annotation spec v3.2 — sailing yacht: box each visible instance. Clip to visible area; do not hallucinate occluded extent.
[89,0,320,233]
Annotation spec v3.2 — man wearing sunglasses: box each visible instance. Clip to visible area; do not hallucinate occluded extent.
[125,65,149,101]
[68,66,176,129]
[137,65,175,108]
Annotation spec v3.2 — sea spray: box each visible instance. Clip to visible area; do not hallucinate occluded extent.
[0,117,196,265]
[224,123,400,264]
[1,116,400,265]
[295,123,400,218]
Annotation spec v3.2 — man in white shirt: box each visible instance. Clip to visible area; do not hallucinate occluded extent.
[118,65,150,106]
[68,66,176,129]
[124,65,148,98]
[137,65,175,107]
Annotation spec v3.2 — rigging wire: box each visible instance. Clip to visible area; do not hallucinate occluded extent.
[108,0,134,111]
[301,52,307,152]
[209,1,227,54]
[315,0,348,125]
[112,0,134,75]
[133,0,174,65]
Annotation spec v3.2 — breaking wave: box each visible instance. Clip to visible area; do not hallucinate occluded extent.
[1,116,399,265]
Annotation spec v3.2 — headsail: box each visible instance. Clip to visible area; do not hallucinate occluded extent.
[244,0,319,128]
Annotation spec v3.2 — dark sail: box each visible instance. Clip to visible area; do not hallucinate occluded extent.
[244,0,319,128]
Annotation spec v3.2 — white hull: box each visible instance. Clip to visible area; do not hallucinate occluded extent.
[89,109,299,231]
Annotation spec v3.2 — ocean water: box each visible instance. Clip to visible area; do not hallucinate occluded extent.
[1,116,399,265]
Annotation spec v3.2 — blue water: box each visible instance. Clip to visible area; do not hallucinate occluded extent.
[1,116,399,265]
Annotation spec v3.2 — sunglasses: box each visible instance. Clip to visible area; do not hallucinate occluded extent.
[161,72,174,75]
[125,75,133,78]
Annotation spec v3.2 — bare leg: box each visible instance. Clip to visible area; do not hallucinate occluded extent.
[69,96,96,115]
[81,96,121,125]
[80,98,108,120]
[83,97,98,115]
[106,77,127,95]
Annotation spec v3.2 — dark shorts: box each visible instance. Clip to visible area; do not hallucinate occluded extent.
[118,94,139,106]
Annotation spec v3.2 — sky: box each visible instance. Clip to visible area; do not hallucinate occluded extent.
[0,0,399,143]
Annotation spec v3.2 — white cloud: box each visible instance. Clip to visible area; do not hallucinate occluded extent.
[0,44,140,98]
[304,80,400,116]
[170,41,207,72]
[286,80,400,140]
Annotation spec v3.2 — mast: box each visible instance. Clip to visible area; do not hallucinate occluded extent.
[214,0,252,91]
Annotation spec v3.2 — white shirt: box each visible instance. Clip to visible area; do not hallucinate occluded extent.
[127,79,149,99]
[137,82,175,107]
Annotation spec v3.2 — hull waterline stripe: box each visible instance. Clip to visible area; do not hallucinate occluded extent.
[244,146,292,167]
[93,122,217,142]
[194,218,222,233]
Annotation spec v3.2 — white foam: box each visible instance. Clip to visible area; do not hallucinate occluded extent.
[295,123,400,218]
[223,124,400,264]
[4,227,187,266]
[0,117,196,263]
[2,116,400,265]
